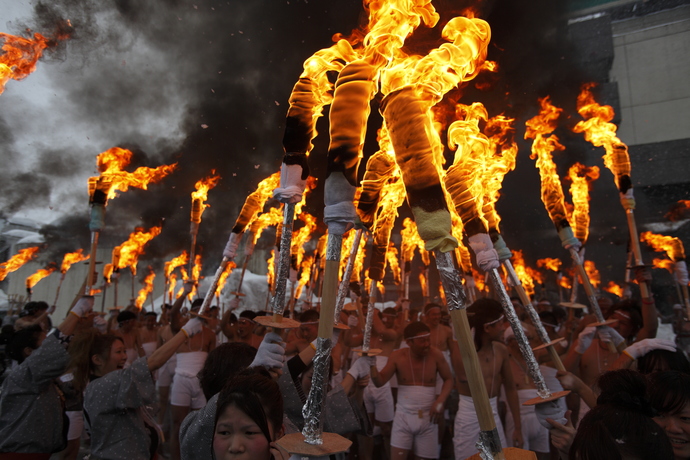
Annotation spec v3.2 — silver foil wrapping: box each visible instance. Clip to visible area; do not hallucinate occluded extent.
[488,269,551,399]
[362,282,377,351]
[334,229,363,322]
[301,336,333,445]
[270,203,296,315]
[569,248,605,322]
[503,260,551,345]
[434,251,467,311]
[477,428,503,460]
[200,257,229,312]
[326,233,343,261]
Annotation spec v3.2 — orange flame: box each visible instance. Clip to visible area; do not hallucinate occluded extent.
[351,232,368,284]
[525,97,569,230]
[640,231,686,261]
[249,206,284,246]
[291,212,318,269]
[190,170,221,224]
[26,263,57,289]
[584,260,601,289]
[559,274,572,290]
[60,249,89,274]
[294,255,314,300]
[0,247,40,281]
[512,250,535,296]
[267,250,276,290]
[135,268,155,309]
[386,242,401,285]
[567,163,600,244]
[573,83,631,191]
[665,200,690,222]
[537,258,562,272]
[114,226,162,276]
[652,258,674,273]
[103,263,114,283]
[295,176,318,217]
[603,281,623,298]
[472,268,486,292]
[401,218,422,265]
[0,29,70,95]
[168,273,178,301]
[481,113,518,231]
[216,261,236,297]
[164,251,189,281]
[232,172,281,234]
[92,147,177,201]
[418,271,428,298]
[340,229,357,280]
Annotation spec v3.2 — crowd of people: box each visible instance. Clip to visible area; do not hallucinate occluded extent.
[1,276,690,460]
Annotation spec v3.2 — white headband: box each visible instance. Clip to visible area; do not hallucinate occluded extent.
[486,314,505,326]
[406,332,431,340]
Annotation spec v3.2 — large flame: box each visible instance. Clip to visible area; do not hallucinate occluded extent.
[603,281,623,298]
[472,268,486,292]
[584,260,601,289]
[512,250,535,296]
[164,251,189,281]
[525,97,570,231]
[60,249,89,274]
[1,28,70,95]
[573,83,631,192]
[537,258,562,272]
[351,231,368,284]
[294,255,314,301]
[559,274,572,290]
[640,231,686,261]
[0,247,40,281]
[26,263,57,289]
[135,268,155,309]
[103,263,114,283]
[340,229,358,280]
[168,273,178,301]
[652,258,675,273]
[401,218,423,265]
[190,170,221,224]
[231,171,281,234]
[481,113,518,231]
[114,226,162,276]
[216,261,236,297]
[266,249,276,290]
[291,212,318,269]
[92,147,177,201]
[386,242,401,285]
[567,163,600,244]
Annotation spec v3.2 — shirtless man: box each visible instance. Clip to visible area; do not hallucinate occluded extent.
[235,310,264,349]
[169,283,216,460]
[113,310,145,367]
[451,298,523,459]
[370,321,452,460]
[139,312,159,358]
[286,309,319,355]
[504,326,552,460]
[156,321,175,425]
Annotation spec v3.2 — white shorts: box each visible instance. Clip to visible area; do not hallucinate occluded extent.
[390,408,438,458]
[157,356,177,388]
[170,373,206,409]
[503,389,550,453]
[364,383,395,423]
[454,395,506,460]
[66,410,85,441]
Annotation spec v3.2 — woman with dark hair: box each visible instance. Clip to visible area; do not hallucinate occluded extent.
[82,316,205,460]
[649,371,690,459]
[0,296,93,456]
[568,369,674,460]
[213,368,288,460]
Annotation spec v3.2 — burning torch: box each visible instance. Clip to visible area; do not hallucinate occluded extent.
[641,232,690,318]
[54,249,89,308]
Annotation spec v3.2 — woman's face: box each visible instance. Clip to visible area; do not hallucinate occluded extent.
[213,404,273,460]
[97,339,127,376]
[654,402,690,459]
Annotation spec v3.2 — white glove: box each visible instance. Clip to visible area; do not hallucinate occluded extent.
[347,315,359,327]
[250,332,285,369]
[623,338,676,360]
[597,326,625,347]
[534,399,567,429]
[71,296,95,318]
[181,317,203,337]
[575,326,597,354]
[347,357,372,380]
[93,315,108,333]
[228,297,241,311]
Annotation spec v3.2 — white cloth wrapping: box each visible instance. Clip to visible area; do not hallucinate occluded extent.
[619,188,635,210]
[468,233,500,271]
[558,226,581,251]
[222,232,242,259]
[493,234,513,262]
[324,172,357,235]
[273,163,307,204]
[675,260,689,286]
[174,351,208,378]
